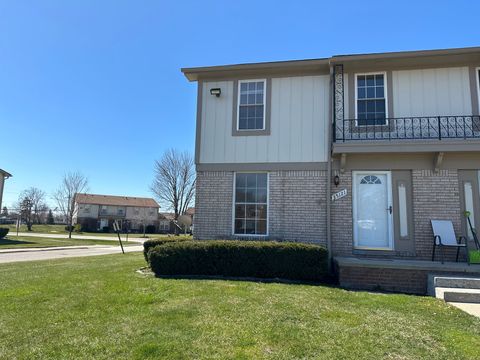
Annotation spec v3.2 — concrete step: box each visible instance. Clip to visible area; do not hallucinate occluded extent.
[435,287,480,303]
[434,276,480,289]
[444,292,480,303]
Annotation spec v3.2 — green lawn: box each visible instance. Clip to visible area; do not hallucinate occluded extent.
[0,254,479,359]
[0,236,134,249]
[1,224,189,239]
[2,224,68,233]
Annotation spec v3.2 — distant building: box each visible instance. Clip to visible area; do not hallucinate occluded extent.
[0,169,12,211]
[73,193,160,232]
[158,212,175,233]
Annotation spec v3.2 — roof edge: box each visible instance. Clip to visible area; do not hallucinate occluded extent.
[181,46,480,81]
[0,169,12,178]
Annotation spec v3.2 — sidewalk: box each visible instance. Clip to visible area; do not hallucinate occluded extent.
[0,244,143,264]
[449,302,480,318]
[11,232,146,242]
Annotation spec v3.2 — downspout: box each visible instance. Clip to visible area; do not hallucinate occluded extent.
[326,62,334,274]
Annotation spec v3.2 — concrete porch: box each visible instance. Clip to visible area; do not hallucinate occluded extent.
[335,256,480,295]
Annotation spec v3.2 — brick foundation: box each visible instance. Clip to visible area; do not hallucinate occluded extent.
[338,265,429,294]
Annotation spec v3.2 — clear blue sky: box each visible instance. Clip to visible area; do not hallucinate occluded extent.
[1,0,478,209]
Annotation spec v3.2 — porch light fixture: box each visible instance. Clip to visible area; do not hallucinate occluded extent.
[333,175,340,187]
[210,88,221,97]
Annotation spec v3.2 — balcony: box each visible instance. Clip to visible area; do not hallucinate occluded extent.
[334,115,480,143]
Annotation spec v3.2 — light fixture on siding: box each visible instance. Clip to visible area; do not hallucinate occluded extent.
[333,175,340,187]
[210,88,221,97]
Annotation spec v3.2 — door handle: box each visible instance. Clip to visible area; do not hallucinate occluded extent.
[387,206,392,214]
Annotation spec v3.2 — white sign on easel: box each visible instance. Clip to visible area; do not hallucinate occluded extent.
[331,189,347,202]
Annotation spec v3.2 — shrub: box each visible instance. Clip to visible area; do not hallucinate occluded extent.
[145,225,156,234]
[102,226,110,233]
[0,228,8,239]
[147,240,328,282]
[143,236,192,262]
[65,225,73,232]
[74,224,82,233]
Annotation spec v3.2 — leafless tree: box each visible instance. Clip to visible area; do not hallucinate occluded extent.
[151,149,195,220]
[52,171,89,238]
[18,187,47,224]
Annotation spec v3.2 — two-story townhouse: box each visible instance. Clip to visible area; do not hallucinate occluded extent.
[74,193,160,232]
[182,46,480,294]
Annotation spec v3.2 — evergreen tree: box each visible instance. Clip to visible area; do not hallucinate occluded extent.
[47,209,55,225]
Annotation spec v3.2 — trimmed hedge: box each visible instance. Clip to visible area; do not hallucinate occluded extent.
[143,236,192,262]
[147,240,328,282]
[0,228,8,239]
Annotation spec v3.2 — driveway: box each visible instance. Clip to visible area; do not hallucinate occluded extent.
[0,244,143,264]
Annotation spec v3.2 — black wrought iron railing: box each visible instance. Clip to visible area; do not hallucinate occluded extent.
[334,115,480,142]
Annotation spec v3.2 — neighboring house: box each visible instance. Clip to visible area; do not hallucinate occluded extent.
[158,209,195,234]
[74,193,160,232]
[158,212,175,233]
[0,169,12,211]
[186,207,195,231]
[182,46,480,294]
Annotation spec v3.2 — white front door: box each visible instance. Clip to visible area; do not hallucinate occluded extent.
[353,171,394,250]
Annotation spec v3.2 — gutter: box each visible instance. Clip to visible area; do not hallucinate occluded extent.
[326,63,334,273]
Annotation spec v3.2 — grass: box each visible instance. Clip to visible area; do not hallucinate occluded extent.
[2,224,68,233]
[469,250,480,264]
[0,236,135,249]
[0,224,191,239]
[0,253,479,359]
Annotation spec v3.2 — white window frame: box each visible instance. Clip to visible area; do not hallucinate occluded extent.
[354,71,389,126]
[232,172,269,237]
[352,170,394,251]
[236,79,267,131]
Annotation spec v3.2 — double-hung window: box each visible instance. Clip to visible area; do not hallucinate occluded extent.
[237,80,266,130]
[234,173,268,235]
[356,73,387,126]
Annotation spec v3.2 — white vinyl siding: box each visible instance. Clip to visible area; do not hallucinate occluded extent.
[199,75,329,164]
[392,67,472,117]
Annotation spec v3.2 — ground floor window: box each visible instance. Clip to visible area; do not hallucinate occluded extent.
[234,172,268,235]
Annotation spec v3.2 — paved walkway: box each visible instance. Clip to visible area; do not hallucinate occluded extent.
[12,232,146,243]
[0,244,143,264]
[449,302,480,318]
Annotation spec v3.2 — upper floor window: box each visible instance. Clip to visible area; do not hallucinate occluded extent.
[237,80,266,131]
[356,73,387,126]
[101,205,107,214]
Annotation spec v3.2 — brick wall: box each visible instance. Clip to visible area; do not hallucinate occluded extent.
[338,265,430,294]
[194,170,327,244]
[195,168,466,263]
[330,169,464,261]
[412,169,462,261]
[194,171,234,239]
[330,170,353,256]
[269,171,327,244]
